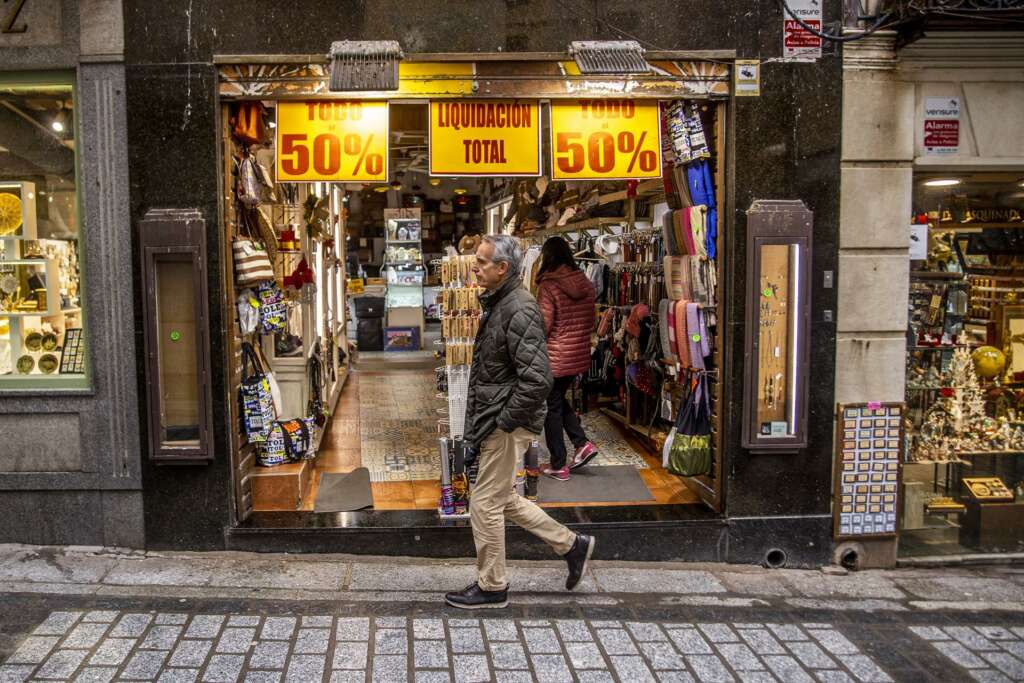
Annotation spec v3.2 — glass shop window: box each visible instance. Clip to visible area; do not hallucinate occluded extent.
[0,77,87,389]
[901,172,1024,557]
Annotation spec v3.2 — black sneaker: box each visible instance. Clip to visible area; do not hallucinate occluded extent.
[564,534,595,591]
[444,582,509,610]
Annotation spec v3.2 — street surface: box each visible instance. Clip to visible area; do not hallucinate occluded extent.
[2,545,1024,682]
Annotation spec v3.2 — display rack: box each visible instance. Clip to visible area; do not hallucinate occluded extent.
[383,208,425,349]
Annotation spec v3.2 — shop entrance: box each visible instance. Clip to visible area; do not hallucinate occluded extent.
[216,57,730,533]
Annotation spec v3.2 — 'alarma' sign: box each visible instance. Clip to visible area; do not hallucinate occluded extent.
[429,100,541,176]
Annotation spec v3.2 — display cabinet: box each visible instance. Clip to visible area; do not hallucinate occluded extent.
[742,200,813,452]
[383,208,425,348]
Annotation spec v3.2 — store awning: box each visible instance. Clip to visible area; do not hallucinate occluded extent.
[215,51,733,101]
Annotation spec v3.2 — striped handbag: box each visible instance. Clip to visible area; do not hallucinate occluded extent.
[233,235,275,286]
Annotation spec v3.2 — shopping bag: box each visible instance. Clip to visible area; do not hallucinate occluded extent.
[256,280,287,334]
[240,342,275,444]
[667,373,712,477]
[233,237,274,286]
[262,418,316,465]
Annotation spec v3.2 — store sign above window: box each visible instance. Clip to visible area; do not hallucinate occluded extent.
[549,99,663,180]
[429,100,541,177]
[275,101,389,182]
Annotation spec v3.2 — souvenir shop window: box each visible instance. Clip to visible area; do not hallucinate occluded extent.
[0,76,88,390]
[901,174,1024,553]
[742,200,813,452]
[139,210,214,463]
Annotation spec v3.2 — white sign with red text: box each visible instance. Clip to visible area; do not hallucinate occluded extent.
[923,97,960,156]
[783,0,823,62]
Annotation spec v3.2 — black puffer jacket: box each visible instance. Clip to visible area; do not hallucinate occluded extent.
[463,275,554,447]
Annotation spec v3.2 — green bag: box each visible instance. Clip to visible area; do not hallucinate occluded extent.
[666,373,712,477]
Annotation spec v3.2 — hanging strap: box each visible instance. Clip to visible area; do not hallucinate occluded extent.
[240,341,263,382]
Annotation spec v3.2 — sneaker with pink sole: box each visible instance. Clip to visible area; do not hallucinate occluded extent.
[543,465,570,481]
[570,442,598,470]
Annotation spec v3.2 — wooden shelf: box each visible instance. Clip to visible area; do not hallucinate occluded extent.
[526,217,630,241]
[910,271,965,280]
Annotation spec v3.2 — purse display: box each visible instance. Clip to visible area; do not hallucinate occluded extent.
[256,280,287,334]
[240,342,275,444]
[259,418,316,466]
[666,372,712,477]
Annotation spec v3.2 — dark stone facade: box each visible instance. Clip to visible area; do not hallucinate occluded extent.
[125,0,842,565]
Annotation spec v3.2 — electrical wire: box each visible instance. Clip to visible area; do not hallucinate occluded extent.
[778,0,899,42]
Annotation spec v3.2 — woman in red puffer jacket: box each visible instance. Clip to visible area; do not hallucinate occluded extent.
[536,237,598,481]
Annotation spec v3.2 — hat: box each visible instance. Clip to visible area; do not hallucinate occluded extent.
[625,303,650,337]
[458,234,481,255]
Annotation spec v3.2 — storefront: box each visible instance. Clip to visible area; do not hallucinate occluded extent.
[841,27,1024,565]
[0,0,142,547]
[127,4,841,565]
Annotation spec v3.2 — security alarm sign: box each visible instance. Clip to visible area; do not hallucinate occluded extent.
[783,0,823,62]
[923,97,960,156]
[429,100,541,177]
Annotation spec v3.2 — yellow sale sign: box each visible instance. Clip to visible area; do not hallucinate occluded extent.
[549,99,662,180]
[429,100,541,176]
[276,101,389,182]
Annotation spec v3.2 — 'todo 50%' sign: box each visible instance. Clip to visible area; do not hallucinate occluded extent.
[550,99,662,180]
[276,101,389,182]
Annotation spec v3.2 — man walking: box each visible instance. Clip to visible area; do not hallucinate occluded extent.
[445,235,595,610]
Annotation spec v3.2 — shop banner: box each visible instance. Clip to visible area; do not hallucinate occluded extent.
[923,97,960,156]
[276,101,389,182]
[549,99,662,181]
[783,0,823,62]
[429,100,541,177]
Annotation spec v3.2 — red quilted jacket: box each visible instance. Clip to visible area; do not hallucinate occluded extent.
[537,265,596,378]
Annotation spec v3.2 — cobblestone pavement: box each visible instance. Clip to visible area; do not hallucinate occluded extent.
[2,593,1023,683]
[1,608,898,683]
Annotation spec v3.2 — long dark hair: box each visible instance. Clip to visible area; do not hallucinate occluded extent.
[537,236,578,280]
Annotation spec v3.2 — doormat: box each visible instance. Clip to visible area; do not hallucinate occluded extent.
[537,465,654,504]
[314,468,373,512]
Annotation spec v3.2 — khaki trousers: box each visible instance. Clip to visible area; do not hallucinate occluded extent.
[471,426,576,591]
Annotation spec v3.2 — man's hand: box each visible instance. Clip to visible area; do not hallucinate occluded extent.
[463,444,479,469]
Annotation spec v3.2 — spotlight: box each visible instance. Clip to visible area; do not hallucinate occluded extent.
[429,178,441,187]
[453,188,468,195]
[51,119,64,133]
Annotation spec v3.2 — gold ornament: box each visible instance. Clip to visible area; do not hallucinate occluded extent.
[972,345,1007,379]
[0,193,23,236]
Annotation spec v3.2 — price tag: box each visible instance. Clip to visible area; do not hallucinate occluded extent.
[549,99,662,180]
[276,101,389,182]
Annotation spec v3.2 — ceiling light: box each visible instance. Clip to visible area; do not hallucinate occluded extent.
[429,178,441,187]
[266,120,276,129]
[373,185,389,193]
[924,178,960,187]
[453,187,468,195]
[50,119,64,133]
[389,180,403,191]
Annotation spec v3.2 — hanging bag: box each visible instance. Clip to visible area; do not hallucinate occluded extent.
[233,214,275,287]
[307,350,326,428]
[262,418,316,465]
[256,280,288,334]
[667,373,712,477]
[240,342,275,445]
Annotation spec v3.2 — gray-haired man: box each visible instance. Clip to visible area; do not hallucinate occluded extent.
[445,234,595,610]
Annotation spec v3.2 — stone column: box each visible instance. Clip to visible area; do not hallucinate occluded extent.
[836,33,913,567]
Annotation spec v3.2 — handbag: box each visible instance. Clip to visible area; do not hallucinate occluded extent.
[667,373,712,477]
[307,350,326,428]
[233,210,275,287]
[260,418,316,466]
[240,342,275,444]
[257,280,287,334]
[231,101,269,146]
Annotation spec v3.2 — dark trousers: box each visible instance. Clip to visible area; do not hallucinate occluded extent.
[544,375,589,469]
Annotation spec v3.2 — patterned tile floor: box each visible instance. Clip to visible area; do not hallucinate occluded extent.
[0,611,897,683]
[357,371,647,483]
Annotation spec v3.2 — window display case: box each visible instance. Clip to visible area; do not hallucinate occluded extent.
[901,173,1024,556]
[0,81,87,388]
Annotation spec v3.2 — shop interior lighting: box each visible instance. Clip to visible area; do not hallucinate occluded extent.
[453,188,468,195]
[924,178,961,187]
[389,180,403,191]
[373,185,389,193]
[429,178,441,187]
